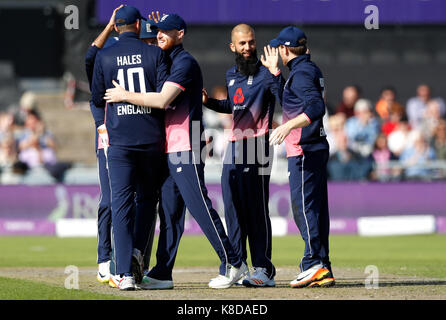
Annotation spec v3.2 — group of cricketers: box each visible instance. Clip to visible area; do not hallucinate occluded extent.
[86,4,334,291]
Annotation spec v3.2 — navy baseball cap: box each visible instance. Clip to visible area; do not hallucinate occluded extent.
[140,19,158,39]
[154,14,187,33]
[269,26,307,48]
[114,5,146,26]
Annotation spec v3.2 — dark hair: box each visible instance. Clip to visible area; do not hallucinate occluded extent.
[381,86,397,96]
[287,38,307,56]
[346,84,362,97]
[28,108,41,120]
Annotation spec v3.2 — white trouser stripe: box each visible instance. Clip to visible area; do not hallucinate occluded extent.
[105,148,117,275]
[301,155,313,257]
[191,152,229,270]
[96,154,101,265]
[260,141,272,267]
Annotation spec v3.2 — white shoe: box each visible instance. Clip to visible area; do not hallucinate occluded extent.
[235,271,250,285]
[242,267,275,287]
[290,263,332,288]
[132,248,144,284]
[118,276,136,291]
[109,274,122,288]
[97,260,111,283]
[208,262,248,289]
[138,276,174,290]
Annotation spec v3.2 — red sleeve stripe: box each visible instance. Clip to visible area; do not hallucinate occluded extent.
[274,70,281,77]
[303,113,311,124]
[165,81,185,91]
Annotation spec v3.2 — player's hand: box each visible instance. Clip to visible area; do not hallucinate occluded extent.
[97,124,109,154]
[109,4,124,27]
[149,11,164,23]
[104,80,127,103]
[269,122,292,146]
[261,45,280,75]
[202,88,209,105]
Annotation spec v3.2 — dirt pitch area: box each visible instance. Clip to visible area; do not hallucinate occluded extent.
[1,267,445,300]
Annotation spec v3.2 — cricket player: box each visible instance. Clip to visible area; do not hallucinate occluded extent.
[202,24,284,287]
[84,5,121,285]
[91,5,170,290]
[104,13,247,290]
[268,26,335,288]
[137,17,160,282]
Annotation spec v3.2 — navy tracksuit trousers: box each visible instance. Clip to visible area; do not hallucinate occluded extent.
[107,144,165,276]
[288,149,331,273]
[97,148,112,264]
[221,136,275,278]
[149,150,242,280]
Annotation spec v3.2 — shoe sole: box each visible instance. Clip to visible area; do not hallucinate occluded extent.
[242,279,276,288]
[97,275,110,283]
[119,287,136,291]
[308,278,336,288]
[139,284,174,290]
[290,268,331,288]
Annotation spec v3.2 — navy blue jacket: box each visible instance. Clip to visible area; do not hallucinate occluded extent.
[205,61,284,141]
[91,32,169,147]
[163,44,205,154]
[85,45,106,131]
[281,54,328,157]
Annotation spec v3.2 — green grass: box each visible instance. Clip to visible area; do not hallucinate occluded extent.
[1,234,446,279]
[0,277,128,300]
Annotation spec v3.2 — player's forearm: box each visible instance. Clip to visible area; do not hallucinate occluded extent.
[285,113,311,130]
[92,23,114,49]
[118,84,181,109]
[205,98,233,114]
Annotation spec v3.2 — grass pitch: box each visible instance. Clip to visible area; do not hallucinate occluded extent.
[0,234,445,299]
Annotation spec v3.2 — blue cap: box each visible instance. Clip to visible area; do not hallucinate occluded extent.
[104,37,118,48]
[140,19,158,39]
[269,26,307,48]
[114,5,146,26]
[154,14,187,33]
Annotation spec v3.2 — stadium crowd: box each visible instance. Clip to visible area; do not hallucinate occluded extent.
[1,84,446,184]
[204,83,446,181]
[0,92,71,184]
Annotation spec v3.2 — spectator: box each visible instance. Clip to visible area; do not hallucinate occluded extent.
[10,91,38,127]
[432,120,446,161]
[18,109,56,153]
[0,133,18,169]
[327,132,373,181]
[325,112,346,156]
[16,109,71,182]
[345,99,381,157]
[0,112,15,141]
[381,104,405,137]
[375,86,404,122]
[387,120,417,157]
[371,133,400,181]
[399,131,436,180]
[335,85,361,119]
[406,84,446,130]
[420,99,444,143]
[18,132,57,169]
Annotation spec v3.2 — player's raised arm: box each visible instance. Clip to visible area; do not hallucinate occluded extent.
[104,80,182,109]
[202,88,232,114]
[92,4,124,49]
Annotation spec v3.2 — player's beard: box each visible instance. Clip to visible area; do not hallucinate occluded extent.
[235,49,259,76]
